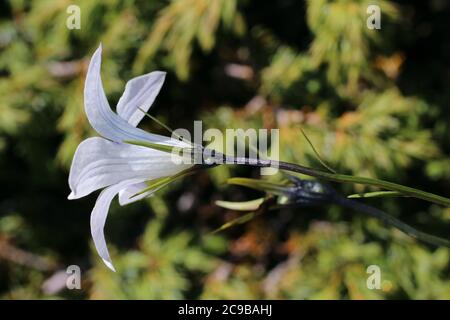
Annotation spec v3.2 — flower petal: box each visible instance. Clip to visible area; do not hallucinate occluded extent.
[118,182,152,205]
[116,72,166,127]
[90,179,144,271]
[118,174,184,206]
[84,44,182,147]
[68,137,192,199]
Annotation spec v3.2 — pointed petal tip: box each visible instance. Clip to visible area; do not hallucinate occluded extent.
[155,71,167,80]
[68,190,84,200]
[103,259,116,272]
[91,43,102,59]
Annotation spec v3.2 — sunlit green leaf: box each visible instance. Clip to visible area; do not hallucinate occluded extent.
[215,198,265,211]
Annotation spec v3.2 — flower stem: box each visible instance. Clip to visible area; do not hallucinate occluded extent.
[277,160,450,206]
[220,155,450,207]
[334,195,450,248]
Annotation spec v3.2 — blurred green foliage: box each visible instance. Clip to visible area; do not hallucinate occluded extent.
[0,0,449,299]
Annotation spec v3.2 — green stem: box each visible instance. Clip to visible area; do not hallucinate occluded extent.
[223,156,450,207]
[126,141,450,207]
[281,164,450,207]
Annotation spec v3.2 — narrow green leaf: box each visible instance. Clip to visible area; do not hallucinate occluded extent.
[227,177,289,196]
[300,127,336,173]
[137,107,176,136]
[131,168,196,198]
[124,140,182,154]
[215,198,265,211]
[348,191,404,199]
[212,211,258,234]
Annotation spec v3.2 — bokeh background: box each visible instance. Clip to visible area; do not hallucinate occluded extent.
[1,0,450,299]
